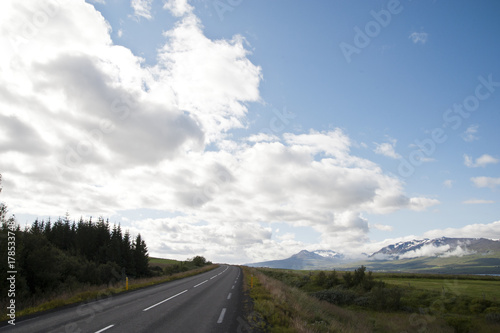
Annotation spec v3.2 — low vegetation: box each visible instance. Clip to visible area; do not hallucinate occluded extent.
[243,266,500,332]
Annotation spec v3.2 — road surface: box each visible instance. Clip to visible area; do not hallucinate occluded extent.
[1,265,248,333]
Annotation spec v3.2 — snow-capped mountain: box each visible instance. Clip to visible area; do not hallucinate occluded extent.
[313,249,344,259]
[246,249,345,270]
[369,237,500,260]
[246,237,500,271]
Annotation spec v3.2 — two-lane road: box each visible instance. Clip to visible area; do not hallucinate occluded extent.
[1,265,245,333]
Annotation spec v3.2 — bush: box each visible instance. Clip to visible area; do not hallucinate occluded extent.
[369,286,403,311]
[445,315,472,333]
[313,271,327,287]
[325,270,339,289]
[311,287,357,306]
[192,256,206,267]
[485,307,500,323]
[469,298,492,314]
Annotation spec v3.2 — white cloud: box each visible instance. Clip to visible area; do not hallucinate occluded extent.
[462,199,494,204]
[423,220,500,239]
[372,223,394,231]
[398,243,475,259]
[399,244,450,259]
[374,139,401,159]
[131,0,154,20]
[471,177,500,189]
[443,179,454,188]
[462,124,479,142]
[163,0,193,17]
[439,246,475,258]
[0,0,441,263]
[464,154,499,168]
[409,32,428,44]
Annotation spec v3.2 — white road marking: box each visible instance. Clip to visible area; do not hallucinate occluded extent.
[231,285,234,289]
[217,308,227,324]
[227,293,232,300]
[95,325,114,333]
[193,280,208,288]
[210,275,217,279]
[143,290,188,311]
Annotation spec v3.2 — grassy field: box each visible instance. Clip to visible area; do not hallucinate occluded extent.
[380,276,500,301]
[149,257,182,266]
[338,251,500,275]
[242,266,500,332]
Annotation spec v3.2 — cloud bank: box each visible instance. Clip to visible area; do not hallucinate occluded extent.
[0,0,439,263]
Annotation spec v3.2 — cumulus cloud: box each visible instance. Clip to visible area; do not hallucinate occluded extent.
[374,139,401,159]
[0,0,440,263]
[163,0,193,17]
[471,177,500,189]
[131,0,154,20]
[464,154,499,168]
[423,220,500,239]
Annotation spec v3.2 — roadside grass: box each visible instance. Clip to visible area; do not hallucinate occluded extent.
[0,264,218,322]
[245,267,500,332]
[242,266,373,332]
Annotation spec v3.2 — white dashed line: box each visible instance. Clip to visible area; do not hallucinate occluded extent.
[210,275,217,280]
[231,285,234,289]
[217,308,227,324]
[95,325,114,333]
[194,280,208,288]
[143,290,188,311]
[227,293,232,300]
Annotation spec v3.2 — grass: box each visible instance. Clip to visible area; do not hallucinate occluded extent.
[0,264,218,322]
[380,276,500,301]
[243,267,500,332]
[148,257,182,267]
[242,266,373,332]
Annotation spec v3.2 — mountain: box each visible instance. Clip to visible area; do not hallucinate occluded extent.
[369,237,500,260]
[246,237,500,274]
[246,249,345,270]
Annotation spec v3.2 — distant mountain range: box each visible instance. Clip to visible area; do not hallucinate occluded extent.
[246,249,344,270]
[369,237,500,260]
[247,237,500,274]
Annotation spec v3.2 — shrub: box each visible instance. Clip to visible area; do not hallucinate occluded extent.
[369,286,403,311]
[444,315,472,333]
[485,307,500,323]
[311,287,357,306]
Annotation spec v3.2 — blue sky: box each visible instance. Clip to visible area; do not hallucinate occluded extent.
[1,0,499,263]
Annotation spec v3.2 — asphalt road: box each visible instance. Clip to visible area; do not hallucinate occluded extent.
[1,265,248,333]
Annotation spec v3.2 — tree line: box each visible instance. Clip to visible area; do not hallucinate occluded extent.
[0,201,150,305]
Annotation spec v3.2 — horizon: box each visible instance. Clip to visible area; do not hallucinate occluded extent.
[1,0,499,265]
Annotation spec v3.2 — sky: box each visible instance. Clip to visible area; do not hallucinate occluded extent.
[0,0,499,264]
